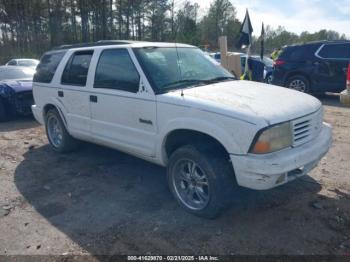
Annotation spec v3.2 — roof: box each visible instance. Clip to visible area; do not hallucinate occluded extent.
[288,40,350,48]
[50,40,195,52]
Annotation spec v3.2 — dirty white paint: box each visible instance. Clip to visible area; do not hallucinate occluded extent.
[32,42,332,191]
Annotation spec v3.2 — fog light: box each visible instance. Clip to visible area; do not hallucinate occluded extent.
[275,174,286,184]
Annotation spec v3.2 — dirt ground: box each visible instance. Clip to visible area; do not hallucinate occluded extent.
[0,94,349,257]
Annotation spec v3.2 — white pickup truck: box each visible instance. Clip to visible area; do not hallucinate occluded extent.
[32,41,332,218]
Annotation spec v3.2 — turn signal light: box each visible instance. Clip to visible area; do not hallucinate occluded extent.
[252,141,270,154]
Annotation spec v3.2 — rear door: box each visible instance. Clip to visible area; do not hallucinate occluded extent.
[89,47,157,157]
[58,50,94,138]
[315,43,350,92]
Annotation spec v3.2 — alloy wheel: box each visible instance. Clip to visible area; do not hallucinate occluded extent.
[47,115,63,148]
[172,159,210,210]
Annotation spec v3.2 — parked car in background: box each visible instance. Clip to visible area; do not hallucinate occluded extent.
[32,41,331,218]
[241,55,273,83]
[0,66,35,121]
[210,52,273,83]
[5,58,39,69]
[272,40,350,94]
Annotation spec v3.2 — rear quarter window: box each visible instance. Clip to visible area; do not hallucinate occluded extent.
[318,43,350,59]
[34,51,66,83]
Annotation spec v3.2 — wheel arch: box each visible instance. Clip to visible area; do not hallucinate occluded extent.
[42,102,68,129]
[160,124,238,167]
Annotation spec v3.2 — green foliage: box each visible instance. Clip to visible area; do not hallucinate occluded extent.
[199,0,241,50]
[0,0,347,63]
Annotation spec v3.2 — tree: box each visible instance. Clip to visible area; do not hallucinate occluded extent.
[174,1,199,45]
[0,0,347,63]
[199,0,241,49]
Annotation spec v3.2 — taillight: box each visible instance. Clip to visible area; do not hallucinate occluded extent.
[273,59,286,67]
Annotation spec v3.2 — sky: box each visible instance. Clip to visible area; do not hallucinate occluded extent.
[186,0,350,38]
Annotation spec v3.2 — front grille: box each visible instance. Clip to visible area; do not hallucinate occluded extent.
[15,91,34,115]
[292,108,323,147]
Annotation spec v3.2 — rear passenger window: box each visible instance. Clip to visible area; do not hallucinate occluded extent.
[94,49,140,93]
[318,44,350,59]
[34,51,66,83]
[61,51,93,86]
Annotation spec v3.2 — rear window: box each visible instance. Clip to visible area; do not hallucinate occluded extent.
[318,44,350,59]
[34,51,66,83]
[280,44,320,61]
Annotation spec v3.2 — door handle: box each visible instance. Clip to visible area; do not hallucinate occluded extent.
[58,91,64,97]
[90,95,98,103]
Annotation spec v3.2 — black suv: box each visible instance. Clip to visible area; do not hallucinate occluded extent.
[272,40,350,94]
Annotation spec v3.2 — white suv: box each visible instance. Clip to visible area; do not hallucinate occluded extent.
[32,41,332,218]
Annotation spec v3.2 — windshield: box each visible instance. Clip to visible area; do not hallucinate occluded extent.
[134,47,234,93]
[0,67,35,81]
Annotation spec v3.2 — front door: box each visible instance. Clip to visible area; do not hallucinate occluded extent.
[315,43,350,92]
[89,48,157,157]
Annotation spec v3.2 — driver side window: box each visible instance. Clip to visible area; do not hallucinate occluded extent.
[94,48,140,93]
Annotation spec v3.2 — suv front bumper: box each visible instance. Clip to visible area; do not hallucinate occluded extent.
[230,122,332,190]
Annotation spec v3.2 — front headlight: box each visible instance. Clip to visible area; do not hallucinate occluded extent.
[250,122,293,154]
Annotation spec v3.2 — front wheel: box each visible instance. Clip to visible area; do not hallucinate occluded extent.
[167,145,234,218]
[45,108,79,153]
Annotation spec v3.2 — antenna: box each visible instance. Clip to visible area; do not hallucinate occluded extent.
[175,41,184,97]
[172,1,184,97]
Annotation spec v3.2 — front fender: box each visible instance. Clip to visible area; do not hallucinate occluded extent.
[157,117,244,165]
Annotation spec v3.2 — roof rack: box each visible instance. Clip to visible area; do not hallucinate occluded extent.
[52,40,143,50]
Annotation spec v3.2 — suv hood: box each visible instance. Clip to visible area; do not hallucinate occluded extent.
[159,80,322,125]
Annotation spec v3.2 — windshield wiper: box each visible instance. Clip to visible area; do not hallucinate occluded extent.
[160,77,236,94]
[162,79,210,91]
[205,76,236,83]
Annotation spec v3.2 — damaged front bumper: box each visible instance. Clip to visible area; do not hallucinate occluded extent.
[230,122,332,190]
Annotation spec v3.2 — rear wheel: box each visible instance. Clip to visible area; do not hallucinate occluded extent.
[45,108,78,153]
[167,145,234,218]
[286,75,310,93]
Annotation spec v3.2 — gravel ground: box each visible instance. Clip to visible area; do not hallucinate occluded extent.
[0,95,349,256]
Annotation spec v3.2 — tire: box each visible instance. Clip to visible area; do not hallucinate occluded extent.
[167,145,234,219]
[265,73,273,84]
[0,98,11,122]
[45,108,79,153]
[286,75,310,93]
